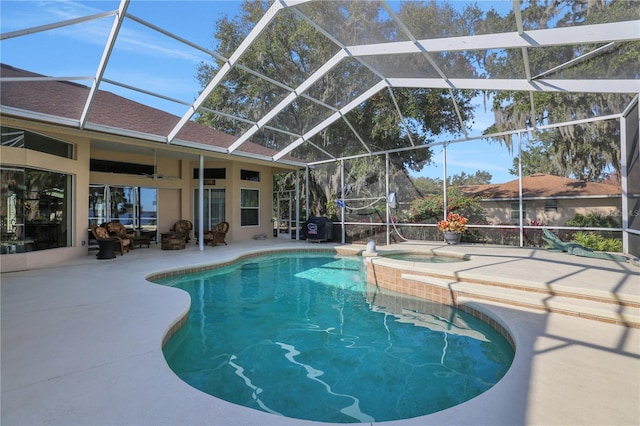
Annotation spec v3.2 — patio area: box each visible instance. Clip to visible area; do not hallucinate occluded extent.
[1,240,639,425]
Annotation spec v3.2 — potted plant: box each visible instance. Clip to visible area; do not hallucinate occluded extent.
[437,212,468,244]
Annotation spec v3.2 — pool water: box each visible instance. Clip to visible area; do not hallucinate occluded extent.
[158,253,513,423]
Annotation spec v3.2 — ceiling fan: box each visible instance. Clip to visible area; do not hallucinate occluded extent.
[144,149,177,180]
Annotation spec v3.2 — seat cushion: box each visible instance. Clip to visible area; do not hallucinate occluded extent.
[94,226,110,239]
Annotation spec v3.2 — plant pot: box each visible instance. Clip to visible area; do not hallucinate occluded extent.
[443,231,461,245]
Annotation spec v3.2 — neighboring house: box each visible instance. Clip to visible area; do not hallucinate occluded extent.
[0,64,303,272]
[461,174,622,226]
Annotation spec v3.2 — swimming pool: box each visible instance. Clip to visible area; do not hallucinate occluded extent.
[158,253,514,423]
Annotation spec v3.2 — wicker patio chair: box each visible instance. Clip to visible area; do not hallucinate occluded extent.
[204,221,229,246]
[171,219,193,243]
[91,224,129,255]
[104,221,133,251]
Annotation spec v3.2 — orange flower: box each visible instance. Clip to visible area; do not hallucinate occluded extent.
[437,212,468,233]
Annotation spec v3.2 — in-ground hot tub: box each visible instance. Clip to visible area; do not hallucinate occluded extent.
[378,251,468,263]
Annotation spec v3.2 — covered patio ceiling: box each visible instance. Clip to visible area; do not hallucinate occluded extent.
[1,0,639,166]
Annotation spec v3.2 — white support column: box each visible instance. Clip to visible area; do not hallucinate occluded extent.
[276,192,281,238]
[386,153,390,246]
[621,125,629,253]
[305,166,310,224]
[619,97,639,255]
[443,144,448,222]
[518,132,524,247]
[341,160,345,244]
[295,169,300,240]
[198,155,204,251]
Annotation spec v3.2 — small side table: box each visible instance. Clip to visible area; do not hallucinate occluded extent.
[96,238,119,259]
[134,228,157,244]
[131,233,151,248]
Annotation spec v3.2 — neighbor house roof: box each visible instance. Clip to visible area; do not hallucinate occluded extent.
[0,64,301,164]
[461,174,621,200]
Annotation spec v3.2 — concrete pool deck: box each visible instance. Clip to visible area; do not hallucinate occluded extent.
[1,239,639,425]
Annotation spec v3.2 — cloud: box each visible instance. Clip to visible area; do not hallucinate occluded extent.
[115,27,209,64]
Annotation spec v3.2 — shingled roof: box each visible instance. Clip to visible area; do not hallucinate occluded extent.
[0,63,300,162]
[461,173,621,200]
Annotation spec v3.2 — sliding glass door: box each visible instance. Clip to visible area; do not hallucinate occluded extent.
[194,188,225,235]
[89,185,157,233]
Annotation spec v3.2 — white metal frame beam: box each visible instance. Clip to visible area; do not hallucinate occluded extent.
[267,13,639,163]
[276,71,638,162]
[227,49,349,153]
[386,78,640,93]
[274,80,389,161]
[0,10,118,40]
[79,0,129,129]
[308,111,623,166]
[347,20,639,56]
[166,0,286,143]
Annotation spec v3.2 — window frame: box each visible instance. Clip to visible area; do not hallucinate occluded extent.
[1,126,75,159]
[240,188,260,227]
[240,169,260,182]
[510,201,527,220]
[1,166,73,254]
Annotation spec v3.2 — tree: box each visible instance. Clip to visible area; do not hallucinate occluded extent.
[448,170,492,186]
[409,187,485,223]
[508,142,562,176]
[411,170,491,197]
[482,0,640,181]
[413,176,442,196]
[196,0,478,216]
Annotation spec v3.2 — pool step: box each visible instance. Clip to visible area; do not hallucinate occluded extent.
[401,274,640,328]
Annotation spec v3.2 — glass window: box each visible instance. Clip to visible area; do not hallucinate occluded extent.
[89,185,108,226]
[1,126,74,159]
[139,187,158,233]
[193,168,226,179]
[109,186,136,227]
[89,185,157,233]
[240,188,259,226]
[1,166,72,254]
[510,202,527,220]
[240,169,260,182]
[90,159,153,176]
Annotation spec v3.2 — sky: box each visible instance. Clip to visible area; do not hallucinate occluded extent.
[0,0,518,184]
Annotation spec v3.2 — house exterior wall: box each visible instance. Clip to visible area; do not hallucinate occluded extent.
[479,197,622,226]
[158,188,182,236]
[226,161,266,241]
[0,117,293,272]
[1,118,92,272]
[186,159,275,242]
